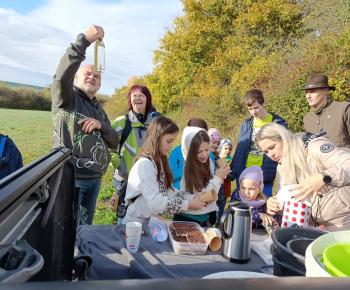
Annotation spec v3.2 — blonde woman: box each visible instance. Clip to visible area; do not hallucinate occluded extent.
[255,123,350,232]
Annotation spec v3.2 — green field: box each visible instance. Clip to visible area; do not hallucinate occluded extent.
[0,108,116,224]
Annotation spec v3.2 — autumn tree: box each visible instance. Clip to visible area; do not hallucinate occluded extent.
[147,0,304,136]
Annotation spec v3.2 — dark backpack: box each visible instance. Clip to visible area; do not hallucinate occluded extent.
[0,134,23,179]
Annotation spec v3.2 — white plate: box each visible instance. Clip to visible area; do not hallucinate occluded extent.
[202,271,275,279]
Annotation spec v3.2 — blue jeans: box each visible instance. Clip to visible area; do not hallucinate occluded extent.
[76,177,102,226]
[114,179,123,225]
[236,179,274,198]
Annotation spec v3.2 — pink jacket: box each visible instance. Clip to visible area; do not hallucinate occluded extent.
[279,133,350,232]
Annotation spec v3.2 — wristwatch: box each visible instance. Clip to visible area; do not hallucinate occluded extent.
[321,172,332,185]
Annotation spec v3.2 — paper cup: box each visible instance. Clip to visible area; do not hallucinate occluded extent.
[282,199,310,228]
[216,158,227,168]
[199,189,218,202]
[206,228,222,251]
[126,222,142,253]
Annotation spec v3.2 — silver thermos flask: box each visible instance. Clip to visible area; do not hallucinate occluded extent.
[220,202,252,263]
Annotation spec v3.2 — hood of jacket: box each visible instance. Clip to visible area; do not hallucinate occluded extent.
[181,126,207,161]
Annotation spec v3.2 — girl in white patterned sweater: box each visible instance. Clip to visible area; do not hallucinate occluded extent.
[123,117,207,224]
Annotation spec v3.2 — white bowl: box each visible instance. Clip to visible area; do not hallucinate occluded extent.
[305,230,350,277]
[202,271,275,279]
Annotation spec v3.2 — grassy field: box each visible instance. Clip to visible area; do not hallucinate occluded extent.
[0,108,116,224]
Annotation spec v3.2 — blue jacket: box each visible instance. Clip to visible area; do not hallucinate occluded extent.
[169,145,184,190]
[0,134,23,180]
[169,145,215,190]
[231,113,287,184]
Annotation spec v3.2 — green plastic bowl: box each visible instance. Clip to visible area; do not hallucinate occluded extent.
[323,242,350,277]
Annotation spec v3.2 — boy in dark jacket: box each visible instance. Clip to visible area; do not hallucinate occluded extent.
[231,89,287,197]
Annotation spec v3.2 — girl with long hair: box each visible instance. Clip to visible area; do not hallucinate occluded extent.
[255,123,350,231]
[122,116,206,224]
[173,127,231,226]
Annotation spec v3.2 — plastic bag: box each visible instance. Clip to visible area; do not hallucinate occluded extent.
[148,217,168,242]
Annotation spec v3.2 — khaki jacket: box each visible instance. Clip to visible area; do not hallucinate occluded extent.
[304,99,350,148]
[278,133,350,232]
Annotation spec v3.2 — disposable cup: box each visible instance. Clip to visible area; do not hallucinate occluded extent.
[126,222,142,253]
[282,198,310,228]
[199,189,218,202]
[206,228,222,251]
[216,158,227,168]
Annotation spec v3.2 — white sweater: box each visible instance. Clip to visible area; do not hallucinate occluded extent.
[180,160,222,215]
[179,126,223,216]
[123,157,189,224]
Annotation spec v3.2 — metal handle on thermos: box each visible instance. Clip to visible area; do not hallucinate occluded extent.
[220,207,234,239]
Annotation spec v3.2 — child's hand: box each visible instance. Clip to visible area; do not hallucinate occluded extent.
[188,199,207,210]
[266,197,279,215]
[259,213,275,227]
[195,192,215,206]
[272,219,280,229]
[215,164,231,179]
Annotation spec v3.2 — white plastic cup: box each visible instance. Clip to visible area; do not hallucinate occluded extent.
[282,198,310,228]
[126,222,142,253]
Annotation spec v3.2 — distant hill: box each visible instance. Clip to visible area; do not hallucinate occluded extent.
[0,80,46,91]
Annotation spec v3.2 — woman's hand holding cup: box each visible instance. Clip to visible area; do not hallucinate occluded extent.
[266,197,279,215]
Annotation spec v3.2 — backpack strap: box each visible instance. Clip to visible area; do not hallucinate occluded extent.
[118,114,132,155]
[0,136,7,158]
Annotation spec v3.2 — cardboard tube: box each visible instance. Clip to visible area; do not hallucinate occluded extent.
[199,189,218,202]
[216,158,227,168]
[206,228,222,251]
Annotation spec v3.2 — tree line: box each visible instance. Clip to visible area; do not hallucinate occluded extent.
[0,82,110,112]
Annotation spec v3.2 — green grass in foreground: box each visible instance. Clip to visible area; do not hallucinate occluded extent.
[0,108,116,225]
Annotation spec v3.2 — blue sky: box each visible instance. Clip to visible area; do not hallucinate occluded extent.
[0,0,46,13]
[0,0,183,95]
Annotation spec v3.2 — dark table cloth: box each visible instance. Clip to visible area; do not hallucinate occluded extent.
[74,224,269,280]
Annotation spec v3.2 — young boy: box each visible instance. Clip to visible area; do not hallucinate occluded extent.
[231,89,287,197]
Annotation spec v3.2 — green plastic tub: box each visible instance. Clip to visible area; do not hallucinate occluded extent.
[323,242,350,277]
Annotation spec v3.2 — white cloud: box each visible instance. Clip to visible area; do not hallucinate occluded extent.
[0,0,183,95]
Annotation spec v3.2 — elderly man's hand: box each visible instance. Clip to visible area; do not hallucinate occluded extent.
[78,118,102,133]
[83,25,104,43]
